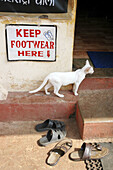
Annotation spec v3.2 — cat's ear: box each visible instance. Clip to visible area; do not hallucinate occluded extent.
[85,67,91,73]
[86,60,90,65]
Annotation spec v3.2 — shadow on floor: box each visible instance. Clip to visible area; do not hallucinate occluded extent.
[0,118,81,140]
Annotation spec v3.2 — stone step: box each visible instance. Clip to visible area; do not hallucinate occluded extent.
[0,77,112,122]
[0,91,78,122]
[76,88,113,139]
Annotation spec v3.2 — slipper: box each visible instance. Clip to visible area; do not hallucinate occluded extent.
[69,142,109,161]
[46,139,72,166]
[39,128,66,146]
[35,119,65,132]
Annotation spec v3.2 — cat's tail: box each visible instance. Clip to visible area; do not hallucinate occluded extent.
[29,77,48,94]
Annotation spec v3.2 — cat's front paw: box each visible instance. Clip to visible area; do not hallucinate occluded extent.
[55,93,64,98]
[46,92,50,95]
[74,92,78,96]
[59,94,64,98]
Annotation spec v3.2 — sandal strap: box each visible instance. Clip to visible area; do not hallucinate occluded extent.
[53,120,65,129]
[82,143,103,160]
[52,141,72,153]
[47,119,64,129]
[92,144,102,151]
[82,143,92,160]
[53,145,68,153]
[47,129,66,142]
[47,119,54,128]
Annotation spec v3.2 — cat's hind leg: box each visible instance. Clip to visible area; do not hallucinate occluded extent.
[53,84,64,98]
[44,82,52,95]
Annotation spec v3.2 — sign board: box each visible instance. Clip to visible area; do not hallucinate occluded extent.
[0,0,68,13]
[6,24,57,61]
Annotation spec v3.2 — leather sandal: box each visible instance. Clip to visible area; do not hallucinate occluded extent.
[46,139,72,166]
[39,128,66,146]
[35,119,65,132]
[69,142,109,161]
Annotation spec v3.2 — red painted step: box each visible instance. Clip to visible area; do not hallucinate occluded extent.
[0,91,78,122]
[0,78,112,122]
[76,88,113,139]
[79,77,113,90]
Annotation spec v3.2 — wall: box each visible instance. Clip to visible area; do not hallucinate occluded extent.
[0,0,77,91]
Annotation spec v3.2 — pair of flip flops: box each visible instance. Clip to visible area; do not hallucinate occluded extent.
[36,119,66,146]
[46,141,109,166]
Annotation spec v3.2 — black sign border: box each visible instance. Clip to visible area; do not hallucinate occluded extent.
[0,0,68,14]
[5,24,57,62]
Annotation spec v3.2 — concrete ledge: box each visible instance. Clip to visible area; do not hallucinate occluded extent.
[76,89,113,139]
[0,77,112,122]
[79,78,113,90]
[0,91,78,122]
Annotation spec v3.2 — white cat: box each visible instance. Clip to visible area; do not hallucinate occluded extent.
[29,60,94,97]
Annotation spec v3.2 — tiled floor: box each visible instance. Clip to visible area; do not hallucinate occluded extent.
[73,16,113,59]
[73,15,113,77]
[0,119,113,170]
[0,120,85,170]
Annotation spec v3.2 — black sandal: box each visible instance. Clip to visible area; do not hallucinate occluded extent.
[35,119,65,132]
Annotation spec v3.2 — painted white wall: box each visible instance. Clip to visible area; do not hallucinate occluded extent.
[0,0,77,91]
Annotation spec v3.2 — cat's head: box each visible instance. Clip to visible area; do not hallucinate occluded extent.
[85,60,94,74]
